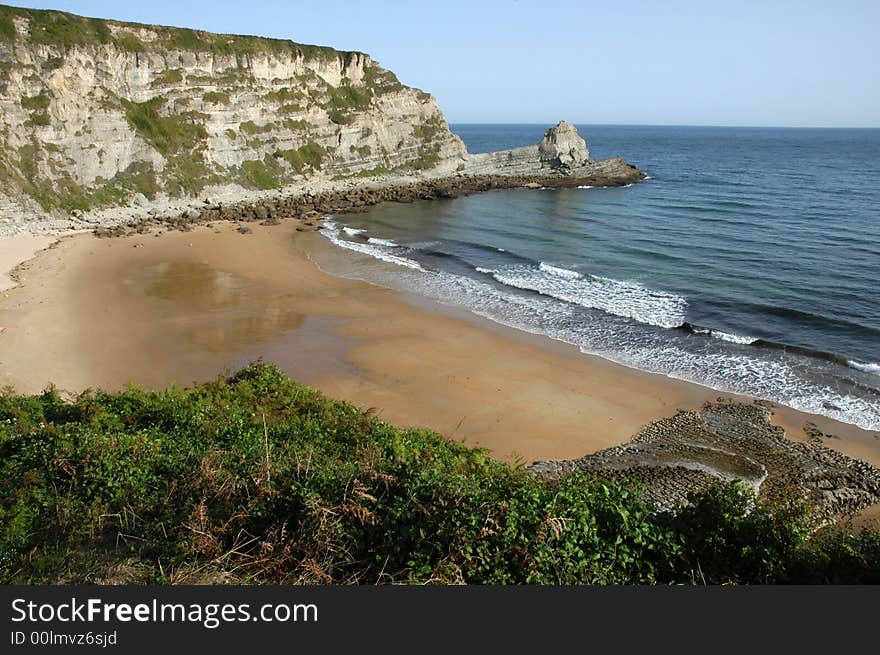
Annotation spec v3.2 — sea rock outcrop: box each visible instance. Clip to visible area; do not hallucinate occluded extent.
[457,120,639,182]
[538,120,589,168]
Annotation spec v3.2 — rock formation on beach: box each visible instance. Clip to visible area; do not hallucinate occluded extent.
[529,401,880,524]
[0,5,644,234]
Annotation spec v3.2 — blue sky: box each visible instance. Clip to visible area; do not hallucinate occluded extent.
[7,0,880,127]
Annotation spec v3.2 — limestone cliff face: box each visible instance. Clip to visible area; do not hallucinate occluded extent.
[0,5,467,223]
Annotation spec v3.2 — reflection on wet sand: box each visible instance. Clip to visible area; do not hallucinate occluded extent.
[127,261,304,353]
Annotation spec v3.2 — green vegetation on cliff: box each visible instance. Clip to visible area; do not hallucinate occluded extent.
[240,157,283,190]
[0,4,346,61]
[1,363,877,585]
[0,4,454,215]
[121,97,207,156]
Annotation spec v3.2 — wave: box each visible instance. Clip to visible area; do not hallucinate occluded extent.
[489,263,687,329]
[748,302,880,339]
[321,221,426,271]
[318,218,880,430]
[679,321,880,370]
[752,339,855,367]
[367,237,398,247]
[848,360,880,376]
[326,220,876,379]
[539,262,581,279]
[678,322,757,345]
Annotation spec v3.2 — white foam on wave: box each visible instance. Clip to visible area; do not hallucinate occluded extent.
[491,264,687,329]
[317,220,880,431]
[712,330,757,345]
[539,262,581,279]
[320,221,425,271]
[577,185,594,189]
[367,237,398,247]
[343,227,366,236]
[848,360,880,375]
[622,344,880,431]
[475,266,496,274]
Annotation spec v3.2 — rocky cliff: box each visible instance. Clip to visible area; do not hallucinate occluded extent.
[0,5,644,234]
[0,5,466,226]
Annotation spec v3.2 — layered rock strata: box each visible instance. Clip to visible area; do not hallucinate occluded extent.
[529,401,880,523]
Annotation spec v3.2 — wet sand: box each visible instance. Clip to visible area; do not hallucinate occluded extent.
[1,220,878,466]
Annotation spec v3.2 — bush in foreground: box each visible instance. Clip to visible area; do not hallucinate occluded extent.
[1,363,877,584]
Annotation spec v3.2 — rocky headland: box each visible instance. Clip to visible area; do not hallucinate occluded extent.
[0,5,643,236]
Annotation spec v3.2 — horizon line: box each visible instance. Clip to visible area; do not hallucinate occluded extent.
[447,122,880,130]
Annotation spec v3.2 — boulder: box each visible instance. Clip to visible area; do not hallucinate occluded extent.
[537,120,590,169]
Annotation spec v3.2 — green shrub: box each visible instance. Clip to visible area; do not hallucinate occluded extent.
[282,119,310,131]
[278,142,327,173]
[328,109,354,125]
[0,5,344,64]
[240,158,282,190]
[43,56,64,70]
[113,32,146,52]
[658,483,812,584]
[121,98,207,155]
[0,12,16,41]
[325,83,372,125]
[239,120,271,135]
[349,165,393,178]
[26,112,51,127]
[160,69,183,84]
[202,91,230,105]
[21,92,51,111]
[0,364,876,585]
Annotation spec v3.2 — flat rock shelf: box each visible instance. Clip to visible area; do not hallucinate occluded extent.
[530,401,880,524]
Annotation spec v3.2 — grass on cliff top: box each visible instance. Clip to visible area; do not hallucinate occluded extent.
[0,4,351,62]
[1,362,877,585]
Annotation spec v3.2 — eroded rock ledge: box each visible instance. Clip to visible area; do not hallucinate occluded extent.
[91,123,645,237]
[529,401,880,524]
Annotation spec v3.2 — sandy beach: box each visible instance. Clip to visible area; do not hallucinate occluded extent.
[1,219,878,466]
[0,234,57,292]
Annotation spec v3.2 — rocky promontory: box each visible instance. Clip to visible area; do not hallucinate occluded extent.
[0,5,644,235]
[86,122,645,237]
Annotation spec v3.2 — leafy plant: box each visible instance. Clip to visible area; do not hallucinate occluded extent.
[0,364,876,585]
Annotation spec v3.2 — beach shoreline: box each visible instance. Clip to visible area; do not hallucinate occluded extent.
[1,219,877,469]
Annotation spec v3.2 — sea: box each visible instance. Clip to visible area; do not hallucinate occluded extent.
[316,124,880,431]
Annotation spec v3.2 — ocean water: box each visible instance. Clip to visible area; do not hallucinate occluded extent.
[317,125,880,431]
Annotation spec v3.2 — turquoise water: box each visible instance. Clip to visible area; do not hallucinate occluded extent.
[318,125,880,430]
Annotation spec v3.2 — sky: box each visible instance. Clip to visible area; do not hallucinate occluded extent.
[6,0,880,127]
